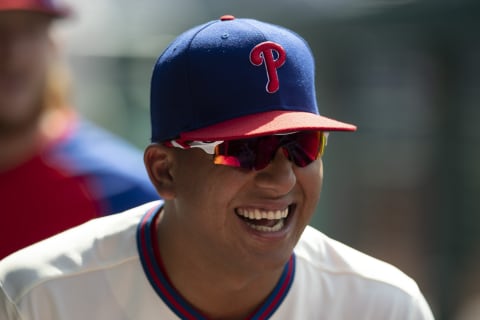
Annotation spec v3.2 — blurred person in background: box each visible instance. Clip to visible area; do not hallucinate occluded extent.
[0,0,158,259]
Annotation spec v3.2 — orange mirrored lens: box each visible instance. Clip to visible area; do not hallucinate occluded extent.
[213,131,325,170]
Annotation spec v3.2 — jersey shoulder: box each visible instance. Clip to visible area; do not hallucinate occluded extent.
[0,201,162,303]
[295,225,425,298]
[290,227,434,319]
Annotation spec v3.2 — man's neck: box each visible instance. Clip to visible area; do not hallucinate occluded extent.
[155,208,286,320]
[0,122,43,172]
[0,109,72,172]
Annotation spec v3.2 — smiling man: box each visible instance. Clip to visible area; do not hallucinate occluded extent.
[0,15,434,320]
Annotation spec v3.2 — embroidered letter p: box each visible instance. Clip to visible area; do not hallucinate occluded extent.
[250,41,286,94]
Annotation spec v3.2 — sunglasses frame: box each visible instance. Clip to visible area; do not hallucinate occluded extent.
[165,131,328,171]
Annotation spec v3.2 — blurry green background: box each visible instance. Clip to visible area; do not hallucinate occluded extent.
[58,1,480,319]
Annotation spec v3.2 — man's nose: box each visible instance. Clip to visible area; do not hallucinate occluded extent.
[253,148,296,196]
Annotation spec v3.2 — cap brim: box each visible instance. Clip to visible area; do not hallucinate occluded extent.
[180,110,357,141]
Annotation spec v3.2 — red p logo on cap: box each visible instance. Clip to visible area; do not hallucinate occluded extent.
[250,41,286,94]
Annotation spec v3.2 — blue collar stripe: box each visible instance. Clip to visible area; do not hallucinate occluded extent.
[137,207,207,319]
[248,255,295,319]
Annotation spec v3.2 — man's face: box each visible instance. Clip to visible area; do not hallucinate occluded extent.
[166,142,323,273]
[0,11,52,134]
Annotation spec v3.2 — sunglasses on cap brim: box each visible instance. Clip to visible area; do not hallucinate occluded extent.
[165,131,328,171]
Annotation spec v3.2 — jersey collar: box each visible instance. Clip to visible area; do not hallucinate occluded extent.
[137,205,295,319]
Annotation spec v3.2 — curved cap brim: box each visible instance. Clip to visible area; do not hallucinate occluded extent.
[179,110,357,141]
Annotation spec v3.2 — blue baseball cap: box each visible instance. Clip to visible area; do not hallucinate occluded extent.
[150,15,356,142]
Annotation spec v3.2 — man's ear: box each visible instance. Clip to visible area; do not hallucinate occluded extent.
[144,143,176,200]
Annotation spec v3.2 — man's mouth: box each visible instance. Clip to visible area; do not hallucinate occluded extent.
[235,206,292,232]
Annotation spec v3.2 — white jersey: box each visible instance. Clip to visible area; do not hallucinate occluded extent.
[0,201,434,320]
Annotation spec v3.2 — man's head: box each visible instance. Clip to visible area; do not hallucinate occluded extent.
[0,0,69,135]
[145,16,356,272]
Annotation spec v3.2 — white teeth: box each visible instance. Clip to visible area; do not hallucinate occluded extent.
[237,208,289,220]
[246,219,284,232]
[236,207,290,232]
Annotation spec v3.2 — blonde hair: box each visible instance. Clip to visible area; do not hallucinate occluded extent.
[42,33,72,112]
[36,20,72,112]
[38,39,76,140]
